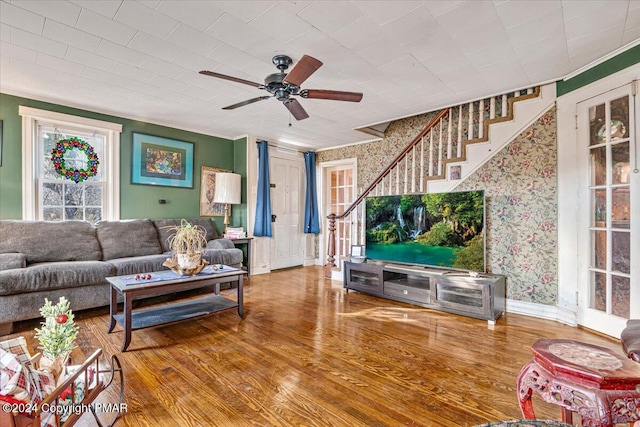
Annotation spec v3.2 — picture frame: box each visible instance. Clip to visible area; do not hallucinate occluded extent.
[450,165,461,180]
[200,166,231,217]
[0,120,3,167]
[131,133,194,188]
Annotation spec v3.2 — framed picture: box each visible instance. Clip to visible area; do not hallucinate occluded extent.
[200,166,231,217]
[0,120,3,167]
[131,133,194,188]
[450,165,461,180]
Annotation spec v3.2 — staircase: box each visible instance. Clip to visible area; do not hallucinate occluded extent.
[324,83,556,278]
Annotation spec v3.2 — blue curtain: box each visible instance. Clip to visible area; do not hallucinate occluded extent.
[303,151,320,234]
[254,140,272,237]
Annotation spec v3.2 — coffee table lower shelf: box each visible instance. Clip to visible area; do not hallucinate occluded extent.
[113,295,238,330]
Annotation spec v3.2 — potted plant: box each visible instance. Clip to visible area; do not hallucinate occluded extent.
[165,219,208,272]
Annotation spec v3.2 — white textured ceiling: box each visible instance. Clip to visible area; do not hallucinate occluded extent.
[1,0,639,150]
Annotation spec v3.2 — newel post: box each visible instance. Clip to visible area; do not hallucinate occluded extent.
[324,213,337,278]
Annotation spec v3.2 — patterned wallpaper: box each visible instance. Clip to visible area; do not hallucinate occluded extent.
[318,107,559,306]
[456,107,558,305]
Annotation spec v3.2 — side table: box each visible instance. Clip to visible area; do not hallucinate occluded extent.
[517,338,640,427]
[229,237,252,276]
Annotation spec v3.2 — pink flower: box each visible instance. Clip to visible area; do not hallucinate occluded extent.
[509,195,521,205]
[481,173,492,182]
[509,245,521,256]
[540,273,554,285]
[540,221,554,232]
[522,262,531,271]
[521,160,531,169]
[522,211,531,220]
[539,168,554,178]
[509,145,521,155]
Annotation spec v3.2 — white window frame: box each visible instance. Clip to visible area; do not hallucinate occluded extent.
[19,106,122,220]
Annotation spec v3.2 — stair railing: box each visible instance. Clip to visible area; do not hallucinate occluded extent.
[323,86,540,277]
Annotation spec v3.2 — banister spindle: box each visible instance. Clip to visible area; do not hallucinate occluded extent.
[478,99,484,139]
[420,136,424,192]
[411,145,416,193]
[438,120,443,176]
[468,102,474,140]
[403,155,408,194]
[502,94,508,117]
[457,105,463,157]
[490,97,496,120]
[429,131,434,176]
[447,109,453,159]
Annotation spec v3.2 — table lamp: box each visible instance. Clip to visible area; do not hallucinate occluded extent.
[213,172,241,234]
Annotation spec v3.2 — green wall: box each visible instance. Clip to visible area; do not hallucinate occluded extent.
[0,93,246,233]
[557,44,640,96]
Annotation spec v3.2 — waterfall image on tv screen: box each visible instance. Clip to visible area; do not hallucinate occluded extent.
[365,190,485,271]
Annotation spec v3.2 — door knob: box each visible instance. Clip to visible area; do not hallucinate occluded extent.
[271,214,277,222]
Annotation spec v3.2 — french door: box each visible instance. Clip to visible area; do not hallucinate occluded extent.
[323,161,357,263]
[576,84,638,336]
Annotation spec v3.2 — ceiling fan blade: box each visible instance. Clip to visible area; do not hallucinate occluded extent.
[284,99,309,121]
[222,96,271,110]
[283,55,323,87]
[199,70,262,88]
[300,89,363,102]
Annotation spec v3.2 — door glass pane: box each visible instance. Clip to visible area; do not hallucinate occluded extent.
[612,275,630,318]
[612,231,630,274]
[592,189,607,225]
[611,142,630,185]
[338,171,344,186]
[612,187,630,229]
[590,146,606,186]
[589,103,605,146]
[610,96,629,140]
[591,230,607,269]
[592,271,606,311]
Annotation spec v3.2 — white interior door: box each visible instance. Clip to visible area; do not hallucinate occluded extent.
[576,84,638,337]
[270,154,304,270]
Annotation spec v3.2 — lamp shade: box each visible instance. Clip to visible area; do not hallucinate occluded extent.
[213,172,241,205]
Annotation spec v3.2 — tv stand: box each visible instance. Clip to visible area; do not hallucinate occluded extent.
[344,261,506,324]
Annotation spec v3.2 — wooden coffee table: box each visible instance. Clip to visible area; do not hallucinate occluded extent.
[106,266,244,351]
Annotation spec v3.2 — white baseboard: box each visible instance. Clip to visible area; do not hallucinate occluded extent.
[506,299,577,326]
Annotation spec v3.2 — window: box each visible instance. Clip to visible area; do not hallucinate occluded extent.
[19,107,122,221]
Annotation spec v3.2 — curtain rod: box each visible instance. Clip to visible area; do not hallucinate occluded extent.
[256,141,311,154]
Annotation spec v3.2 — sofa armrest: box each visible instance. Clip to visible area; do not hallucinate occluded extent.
[207,238,236,250]
[0,253,26,271]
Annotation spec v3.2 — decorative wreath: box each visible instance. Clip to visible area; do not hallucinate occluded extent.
[50,137,99,183]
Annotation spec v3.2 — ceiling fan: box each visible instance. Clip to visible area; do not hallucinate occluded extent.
[199,54,363,121]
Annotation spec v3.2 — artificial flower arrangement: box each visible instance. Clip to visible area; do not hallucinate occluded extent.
[34,297,79,380]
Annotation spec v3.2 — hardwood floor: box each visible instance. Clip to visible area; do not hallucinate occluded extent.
[6,266,622,426]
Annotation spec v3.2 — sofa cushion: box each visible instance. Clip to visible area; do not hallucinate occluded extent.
[106,254,170,276]
[0,220,101,264]
[202,248,243,268]
[0,253,26,271]
[0,261,114,296]
[153,218,219,253]
[96,219,161,260]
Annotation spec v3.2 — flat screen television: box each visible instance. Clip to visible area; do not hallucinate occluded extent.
[365,190,485,272]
